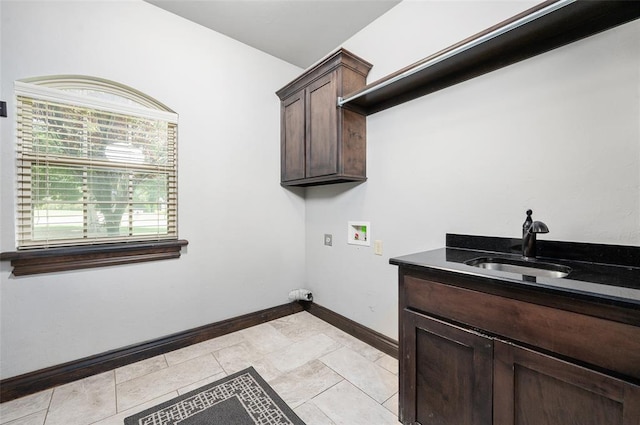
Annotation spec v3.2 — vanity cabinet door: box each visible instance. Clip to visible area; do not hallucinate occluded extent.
[400,310,493,425]
[494,340,640,425]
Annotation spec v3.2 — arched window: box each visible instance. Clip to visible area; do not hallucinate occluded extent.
[15,76,178,249]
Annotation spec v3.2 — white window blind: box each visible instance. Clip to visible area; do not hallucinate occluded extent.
[15,80,178,249]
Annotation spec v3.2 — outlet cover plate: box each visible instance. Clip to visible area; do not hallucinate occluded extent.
[374,240,383,255]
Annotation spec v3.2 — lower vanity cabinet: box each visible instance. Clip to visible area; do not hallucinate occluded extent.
[399,272,640,425]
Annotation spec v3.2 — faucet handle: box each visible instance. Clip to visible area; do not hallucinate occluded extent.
[523,209,533,229]
[531,221,549,234]
[523,209,549,233]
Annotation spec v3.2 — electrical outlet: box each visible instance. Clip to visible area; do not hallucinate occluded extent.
[374,240,383,255]
[324,234,332,246]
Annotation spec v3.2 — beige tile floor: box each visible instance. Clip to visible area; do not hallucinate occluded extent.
[0,311,400,425]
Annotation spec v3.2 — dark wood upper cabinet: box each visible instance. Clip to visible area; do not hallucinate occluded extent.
[276,48,372,187]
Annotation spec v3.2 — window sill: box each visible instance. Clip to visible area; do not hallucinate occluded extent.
[0,239,189,276]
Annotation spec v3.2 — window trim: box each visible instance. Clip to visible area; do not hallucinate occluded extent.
[15,81,178,122]
[20,75,175,112]
[0,239,189,276]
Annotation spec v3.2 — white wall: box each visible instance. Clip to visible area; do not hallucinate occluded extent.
[305,1,640,339]
[2,0,638,380]
[0,0,305,379]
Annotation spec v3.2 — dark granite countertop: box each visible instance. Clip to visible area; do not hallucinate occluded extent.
[390,234,640,308]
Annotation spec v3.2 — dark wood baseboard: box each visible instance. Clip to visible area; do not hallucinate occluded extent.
[1,301,398,403]
[0,302,303,403]
[301,301,399,359]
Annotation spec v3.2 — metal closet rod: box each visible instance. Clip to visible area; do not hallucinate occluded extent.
[337,0,575,107]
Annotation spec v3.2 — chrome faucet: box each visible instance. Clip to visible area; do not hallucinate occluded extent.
[522,209,549,259]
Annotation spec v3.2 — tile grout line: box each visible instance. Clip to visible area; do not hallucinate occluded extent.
[318,351,398,410]
[381,391,398,406]
[111,369,117,421]
[41,385,54,425]
[0,407,47,425]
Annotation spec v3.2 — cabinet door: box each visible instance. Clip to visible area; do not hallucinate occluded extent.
[401,310,493,425]
[281,91,305,181]
[306,73,338,178]
[494,340,640,425]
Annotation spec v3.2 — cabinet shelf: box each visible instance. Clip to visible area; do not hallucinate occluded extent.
[340,0,640,115]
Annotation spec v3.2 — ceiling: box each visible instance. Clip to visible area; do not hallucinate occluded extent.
[144,0,401,69]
